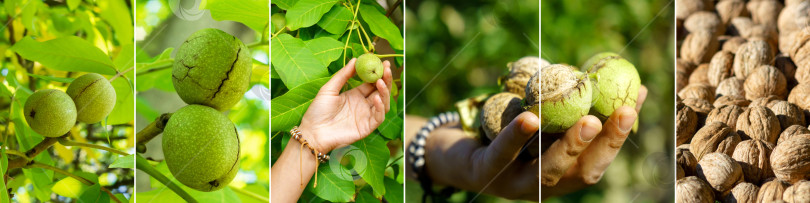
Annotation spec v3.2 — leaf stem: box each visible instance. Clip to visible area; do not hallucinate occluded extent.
[109,66,135,82]
[271,26,286,39]
[357,20,375,52]
[4,150,29,161]
[374,54,403,58]
[247,40,269,49]
[27,162,94,185]
[229,185,269,202]
[136,59,174,76]
[57,138,130,156]
[135,113,172,153]
[136,155,198,203]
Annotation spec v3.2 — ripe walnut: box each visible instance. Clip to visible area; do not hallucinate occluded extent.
[734,40,774,79]
[787,83,810,120]
[749,95,781,108]
[679,84,716,103]
[736,106,781,144]
[676,176,715,203]
[716,0,747,25]
[715,78,745,98]
[770,136,810,183]
[684,11,725,35]
[769,101,806,130]
[678,105,699,145]
[690,122,738,161]
[722,36,747,54]
[757,179,791,203]
[678,145,699,177]
[707,105,745,131]
[708,51,735,87]
[743,65,788,100]
[696,153,744,193]
[732,139,776,184]
[682,31,720,65]
[724,182,759,203]
[783,180,810,203]
[777,125,810,144]
[689,64,711,86]
[747,0,784,25]
[713,95,750,108]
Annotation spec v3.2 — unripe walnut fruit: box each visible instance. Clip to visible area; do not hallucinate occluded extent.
[581,52,641,120]
[541,64,592,133]
[356,53,383,83]
[481,92,523,141]
[66,73,116,123]
[24,89,77,137]
[163,105,240,192]
[523,70,539,116]
[173,28,251,111]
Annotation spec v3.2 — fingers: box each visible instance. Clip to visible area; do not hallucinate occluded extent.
[320,58,357,95]
[636,85,648,112]
[370,93,385,123]
[576,106,637,184]
[377,63,392,113]
[484,113,539,175]
[540,116,601,187]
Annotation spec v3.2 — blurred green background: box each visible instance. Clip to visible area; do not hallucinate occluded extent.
[541,0,675,202]
[134,0,270,202]
[405,0,538,202]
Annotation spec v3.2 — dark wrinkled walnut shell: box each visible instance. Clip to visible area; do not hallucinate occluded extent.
[743,65,788,100]
[787,83,810,121]
[691,122,738,161]
[707,105,745,131]
[724,182,759,203]
[677,176,716,203]
[769,101,806,130]
[783,180,810,203]
[778,125,810,144]
[732,139,776,184]
[757,179,791,203]
[770,136,810,183]
[680,84,716,103]
[714,95,750,108]
[696,153,744,193]
[708,51,735,87]
[678,146,700,177]
[678,105,699,145]
[750,95,782,108]
[734,40,775,79]
[736,106,781,144]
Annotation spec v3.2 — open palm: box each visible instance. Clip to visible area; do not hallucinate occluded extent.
[300,58,393,153]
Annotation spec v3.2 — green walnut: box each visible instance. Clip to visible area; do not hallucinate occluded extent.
[581,52,641,120]
[504,56,540,98]
[24,89,77,137]
[271,13,286,33]
[481,92,524,141]
[163,105,240,192]
[523,70,539,116]
[173,28,251,111]
[355,53,384,83]
[541,64,593,133]
[66,73,116,123]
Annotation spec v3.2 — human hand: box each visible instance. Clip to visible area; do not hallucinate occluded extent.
[299,58,393,153]
[540,86,648,199]
[416,112,539,200]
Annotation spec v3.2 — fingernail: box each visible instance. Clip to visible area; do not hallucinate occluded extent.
[618,111,636,133]
[579,122,598,142]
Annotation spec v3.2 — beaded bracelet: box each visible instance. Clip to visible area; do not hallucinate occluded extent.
[290,126,330,163]
[407,112,460,202]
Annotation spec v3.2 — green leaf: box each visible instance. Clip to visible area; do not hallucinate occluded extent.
[355,187,377,202]
[109,155,134,168]
[114,43,135,73]
[308,164,355,202]
[67,0,80,10]
[136,183,241,202]
[304,37,344,67]
[383,177,403,203]
[98,0,133,43]
[378,110,402,140]
[4,0,16,16]
[285,0,340,31]
[271,34,329,88]
[317,5,353,35]
[10,36,117,75]
[20,0,39,35]
[272,0,298,10]
[25,73,75,83]
[0,148,8,202]
[205,0,270,33]
[78,184,109,203]
[270,77,329,130]
[107,77,134,125]
[359,4,403,50]
[52,177,90,198]
[351,135,389,198]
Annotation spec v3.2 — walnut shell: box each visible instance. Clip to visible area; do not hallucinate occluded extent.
[678,164,686,180]
[747,0,784,25]
[789,29,810,70]
[708,51,735,87]
[724,182,760,203]
[697,152,744,193]
[736,106,781,144]
[691,122,738,161]
[749,25,779,52]
[774,55,798,86]
[690,64,712,86]
[783,180,810,203]
[750,95,782,108]
[685,11,725,35]
[714,95,750,108]
[733,139,776,184]
[770,136,810,183]
[679,146,700,177]
[796,60,810,85]
[757,179,791,203]
[683,31,721,65]
[734,40,775,79]
[717,132,742,157]
[684,98,715,116]
[716,77,746,98]
[778,125,810,145]
[787,83,810,122]
[729,17,755,38]
[707,104,745,131]
[722,36,748,54]
[676,0,711,20]
[677,176,716,203]
[770,101,807,130]
[678,105,699,145]
[743,65,788,100]
[680,84,717,103]
[717,0,748,25]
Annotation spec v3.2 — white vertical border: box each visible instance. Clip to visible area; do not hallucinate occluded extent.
[538,0,542,200]
[132,0,138,202]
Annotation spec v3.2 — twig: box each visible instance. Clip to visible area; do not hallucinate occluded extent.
[136,113,172,153]
[27,162,122,203]
[57,138,129,156]
[374,54,403,58]
[136,155,197,203]
[8,135,65,169]
[229,185,269,202]
[109,66,134,82]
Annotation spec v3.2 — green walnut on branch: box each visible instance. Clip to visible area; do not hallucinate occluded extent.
[66,73,116,123]
[355,53,384,83]
[172,28,252,111]
[540,52,641,133]
[24,89,77,137]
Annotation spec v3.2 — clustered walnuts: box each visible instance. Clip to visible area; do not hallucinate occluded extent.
[676,1,810,201]
[480,56,540,156]
[24,73,117,137]
[163,28,251,192]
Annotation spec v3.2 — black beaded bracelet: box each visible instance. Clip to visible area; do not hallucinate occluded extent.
[407,112,460,202]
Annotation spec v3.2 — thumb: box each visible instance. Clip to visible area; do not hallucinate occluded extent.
[484,112,539,172]
[320,58,357,95]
